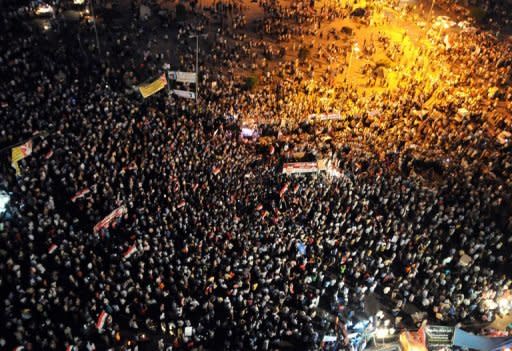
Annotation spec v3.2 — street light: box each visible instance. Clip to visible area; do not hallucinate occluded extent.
[188,33,208,107]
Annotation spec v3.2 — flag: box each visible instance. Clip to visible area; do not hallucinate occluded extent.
[48,243,58,254]
[11,140,33,176]
[70,188,90,202]
[96,311,109,331]
[279,183,289,198]
[44,150,53,159]
[93,205,127,233]
[138,74,167,99]
[212,166,221,175]
[172,89,196,99]
[123,245,137,259]
[66,345,76,351]
[13,347,24,351]
[177,200,186,208]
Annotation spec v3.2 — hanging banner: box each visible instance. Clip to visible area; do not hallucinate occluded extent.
[138,74,167,99]
[425,326,455,350]
[172,89,196,99]
[282,162,319,175]
[169,71,197,84]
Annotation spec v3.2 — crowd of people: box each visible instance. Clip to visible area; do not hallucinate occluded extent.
[0,0,511,350]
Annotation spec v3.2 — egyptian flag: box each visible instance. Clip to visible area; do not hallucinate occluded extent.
[212,166,221,175]
[44,150,53,159]
[96,311,109,331]
[93,205,127,233]
[66,345,76,351]
[123,245,137,259]
[279,183,289,198]
[177,200,186,209]
[48,243,58,254]
[70,188,90,202]
[13,347,24,351]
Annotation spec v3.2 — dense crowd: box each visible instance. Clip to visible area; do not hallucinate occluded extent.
[1,0,511,350]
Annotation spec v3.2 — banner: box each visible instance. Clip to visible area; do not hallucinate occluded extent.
[169,71,197,84]
[93,205,127,233]
[11,140,33,176]
[426,326,455,350]
[309,113,342,121]
[172,89,196,99]
[138,74,167,98]
[282,162,319,175]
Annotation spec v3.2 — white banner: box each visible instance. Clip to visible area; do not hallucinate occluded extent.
[172,89,196,99]
[169,71,197,84]
[282,162,319,175]
[309,113,342,121]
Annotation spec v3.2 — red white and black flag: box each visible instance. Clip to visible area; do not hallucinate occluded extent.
[93,205,127,233]
[96,311,109,331]
[70,188,90,202]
